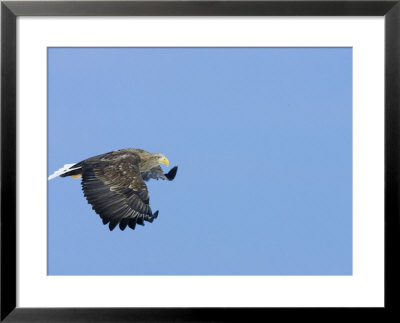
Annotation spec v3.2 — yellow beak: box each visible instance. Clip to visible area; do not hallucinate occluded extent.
[162,157,169,166]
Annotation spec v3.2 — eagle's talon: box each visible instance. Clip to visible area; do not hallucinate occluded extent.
[152,210,159,219]
[147,210,159,223]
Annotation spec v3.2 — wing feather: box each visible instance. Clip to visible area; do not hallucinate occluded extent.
[80,151,158,231]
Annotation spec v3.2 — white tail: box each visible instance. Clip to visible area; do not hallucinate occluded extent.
[48,163,78,180]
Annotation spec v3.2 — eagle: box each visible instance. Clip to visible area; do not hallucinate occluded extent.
[48,148,178,231]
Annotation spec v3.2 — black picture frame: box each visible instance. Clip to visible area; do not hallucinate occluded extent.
[1,0,399,321]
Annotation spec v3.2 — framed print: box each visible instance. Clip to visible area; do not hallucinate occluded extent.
[1,0,399,321]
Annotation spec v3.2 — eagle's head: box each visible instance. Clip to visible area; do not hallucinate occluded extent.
[153,153,169,167]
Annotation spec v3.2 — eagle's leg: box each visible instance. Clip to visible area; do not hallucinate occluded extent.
[146,210,159,223]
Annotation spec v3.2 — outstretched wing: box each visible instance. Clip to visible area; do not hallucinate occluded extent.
[141,166,178,182]
[81,152,158,231]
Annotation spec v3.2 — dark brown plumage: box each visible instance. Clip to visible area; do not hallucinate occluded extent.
[48,149,178,231]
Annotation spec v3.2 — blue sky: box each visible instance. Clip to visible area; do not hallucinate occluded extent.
[48,47,352,275]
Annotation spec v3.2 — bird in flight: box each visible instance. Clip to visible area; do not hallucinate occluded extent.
[48,148,178,231]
